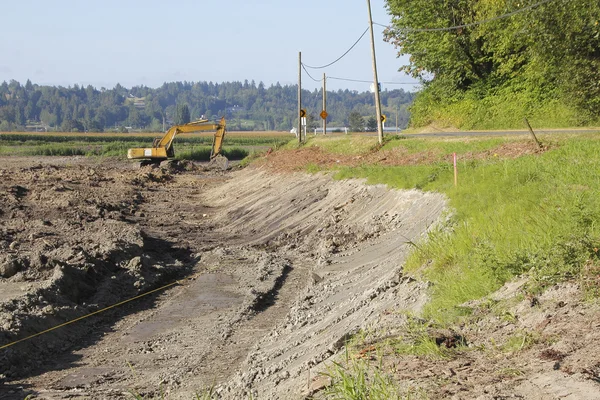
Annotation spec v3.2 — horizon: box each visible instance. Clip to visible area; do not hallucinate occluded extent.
[2,77,420,94]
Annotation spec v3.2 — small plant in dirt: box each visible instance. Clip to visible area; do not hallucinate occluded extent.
[320,360,407,400]
[391,315,467,360]
[500,330,540,354]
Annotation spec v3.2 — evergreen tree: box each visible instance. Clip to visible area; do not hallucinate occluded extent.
[348,111,364,132]
[175,103,191,125]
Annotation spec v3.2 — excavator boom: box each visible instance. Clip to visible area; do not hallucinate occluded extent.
[127,117,226,162]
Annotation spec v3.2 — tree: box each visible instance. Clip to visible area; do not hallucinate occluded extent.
[366,116,377,132]
[175,103,190,125]
[384,0,600,122]
[348,111,364,132]
[61,119,84,132]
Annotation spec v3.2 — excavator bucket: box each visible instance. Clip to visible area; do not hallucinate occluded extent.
[210,117,227,159]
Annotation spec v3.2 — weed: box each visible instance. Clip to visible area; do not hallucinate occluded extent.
[581,261,600,300]
[502,331,539,353]
[321,360,405,400]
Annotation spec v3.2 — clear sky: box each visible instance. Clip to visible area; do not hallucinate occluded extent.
[1,0,418,92]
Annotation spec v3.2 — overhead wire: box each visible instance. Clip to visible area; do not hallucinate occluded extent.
[302,27,370,69]
[301,63,323,82]
[328,76,418,85]
[373,0,556,32]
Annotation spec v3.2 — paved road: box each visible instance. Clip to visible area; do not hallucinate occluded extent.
[407,128,600,137]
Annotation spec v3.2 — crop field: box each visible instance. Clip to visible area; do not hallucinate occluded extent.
[0,131,294,161]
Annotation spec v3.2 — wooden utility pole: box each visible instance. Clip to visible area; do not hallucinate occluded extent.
[322,73,327,135]
[395,103,399,133]
[298,52,302,144]
[367,0,383,144]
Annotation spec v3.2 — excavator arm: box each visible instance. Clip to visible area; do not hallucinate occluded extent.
[127,117,226,161]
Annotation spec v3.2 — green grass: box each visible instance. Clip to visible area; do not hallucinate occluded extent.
[409,80,597,130]
[381,136,506,155]
[330,135,600,323]
[321,360,422,400]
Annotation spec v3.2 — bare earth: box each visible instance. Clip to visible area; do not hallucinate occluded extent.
[0,155,598,399]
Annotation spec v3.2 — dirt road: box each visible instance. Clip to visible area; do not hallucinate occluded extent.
[0,157,446,399]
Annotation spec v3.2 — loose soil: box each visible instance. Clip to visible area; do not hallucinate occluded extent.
[0,151,598,399]
[259,139,546,172]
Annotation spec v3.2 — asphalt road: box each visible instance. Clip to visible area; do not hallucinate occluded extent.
[407,128,600,137]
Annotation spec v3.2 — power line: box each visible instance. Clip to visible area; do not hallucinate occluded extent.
[328,76,418,85]
[303,27,370,69]
[374,0,556,32]
[301,63,323,82]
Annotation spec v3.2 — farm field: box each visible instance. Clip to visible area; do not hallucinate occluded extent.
[0,132,599,399]
[0,131,295,161]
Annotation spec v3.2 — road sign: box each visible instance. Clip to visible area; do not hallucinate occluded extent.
[301,117,307,126]
[380,114,387,123]
[320,110,328,120]
[300,109,306,118]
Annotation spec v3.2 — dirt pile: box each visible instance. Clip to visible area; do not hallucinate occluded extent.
[0,161,195,381]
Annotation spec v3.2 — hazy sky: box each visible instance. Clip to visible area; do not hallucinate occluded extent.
[1,0,418,92]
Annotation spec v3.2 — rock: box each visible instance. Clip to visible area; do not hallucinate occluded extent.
[126,256,143,272]
[0,257,20,278]
[42,305,55,315]
[311,272,323,284]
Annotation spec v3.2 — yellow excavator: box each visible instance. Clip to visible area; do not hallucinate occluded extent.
[127,117,226,166]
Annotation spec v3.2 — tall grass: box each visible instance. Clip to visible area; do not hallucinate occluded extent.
[334,135,600,322]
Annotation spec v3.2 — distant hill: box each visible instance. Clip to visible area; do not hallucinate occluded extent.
[0,79,414,132]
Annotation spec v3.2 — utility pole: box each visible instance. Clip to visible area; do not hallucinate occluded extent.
[395,103,398,133]
[298,52,302,144]
[367,0,383,144]
[322,73,327,135]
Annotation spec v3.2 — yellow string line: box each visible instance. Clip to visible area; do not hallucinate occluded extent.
[0,272,202,351]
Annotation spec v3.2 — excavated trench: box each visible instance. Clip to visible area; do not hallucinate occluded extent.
[0,159,446,399]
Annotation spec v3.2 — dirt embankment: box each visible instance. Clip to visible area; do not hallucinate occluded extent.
[202,168,446,399]
[0,158,447,399]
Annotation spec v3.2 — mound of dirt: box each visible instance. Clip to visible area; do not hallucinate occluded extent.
[0,161,194,381]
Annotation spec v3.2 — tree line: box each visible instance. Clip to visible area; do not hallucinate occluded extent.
[384,0,600,128]
[0,79,413,132]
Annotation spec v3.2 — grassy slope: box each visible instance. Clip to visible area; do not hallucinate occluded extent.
[307,134,600,321]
